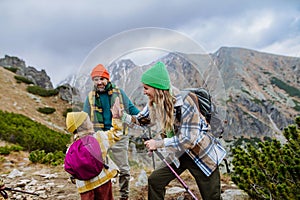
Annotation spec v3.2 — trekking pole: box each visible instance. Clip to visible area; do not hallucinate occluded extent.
[1,187,39,198]
[5,187,40,196]
[145,126,156,169]
[153,150,199,200]
[223,158,230,174]
[141,131,198,200]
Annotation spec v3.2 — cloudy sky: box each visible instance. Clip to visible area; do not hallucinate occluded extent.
[1,0,299,86]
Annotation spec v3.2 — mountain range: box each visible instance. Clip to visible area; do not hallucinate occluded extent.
[1,47,299,141]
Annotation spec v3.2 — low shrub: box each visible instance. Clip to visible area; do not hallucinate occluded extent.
[29,150,65,166]
[63,108,73,117]
[4,67,18,73]
[27,85,58,97]
[0,144,23,155]
[0,110,71,153]
[37,107,56,114]
[231,116,300,200]
[14,75,34,84]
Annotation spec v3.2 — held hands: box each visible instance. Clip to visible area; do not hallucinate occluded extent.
[111,97,123,118]
[110,97,151,127]
[110,97,133,124]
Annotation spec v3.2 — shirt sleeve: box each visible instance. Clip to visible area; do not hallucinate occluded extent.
[136,105,149,119]
[120,89,140,115]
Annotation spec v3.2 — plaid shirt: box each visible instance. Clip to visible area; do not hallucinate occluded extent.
[137,90,226,176]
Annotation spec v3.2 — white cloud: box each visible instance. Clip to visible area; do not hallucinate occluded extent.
[262,35,300,57]
[0,0,299,86]
[179,7,300,55]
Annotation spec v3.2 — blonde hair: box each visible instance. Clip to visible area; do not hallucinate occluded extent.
[148,88,176,134]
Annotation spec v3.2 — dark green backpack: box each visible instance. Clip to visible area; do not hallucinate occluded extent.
[176,88,225,138]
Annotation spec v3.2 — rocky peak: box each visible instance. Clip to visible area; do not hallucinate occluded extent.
[0,55,83,104]
[0,55,26,69]
[0,55,53,89]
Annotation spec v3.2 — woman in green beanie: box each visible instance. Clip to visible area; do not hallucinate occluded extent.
[128,61,226,200]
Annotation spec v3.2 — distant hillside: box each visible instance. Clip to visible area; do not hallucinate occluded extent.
[0,66,71,133]
[64,47,300,140]
[1,47,300,140]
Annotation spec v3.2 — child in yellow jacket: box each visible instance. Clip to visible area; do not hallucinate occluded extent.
[65,99,124,200]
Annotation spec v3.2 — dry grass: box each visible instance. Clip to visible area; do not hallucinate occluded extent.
[0,66,71,133]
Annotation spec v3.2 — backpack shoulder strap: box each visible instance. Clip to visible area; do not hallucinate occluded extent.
[174,90,196,131]
[174,90,188,123]
[174,106,181,134]
[181,90,209,124]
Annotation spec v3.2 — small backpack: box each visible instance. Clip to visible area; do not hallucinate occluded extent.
[177,88,225,138]
[64,135,104,180]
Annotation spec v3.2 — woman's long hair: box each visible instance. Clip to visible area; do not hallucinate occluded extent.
[148,88,176,134]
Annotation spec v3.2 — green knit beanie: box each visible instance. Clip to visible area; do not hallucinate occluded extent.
[141,62,170,90]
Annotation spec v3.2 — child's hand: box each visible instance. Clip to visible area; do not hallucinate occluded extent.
[111,97,123,118]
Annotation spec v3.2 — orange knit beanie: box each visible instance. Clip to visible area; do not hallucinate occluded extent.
[90,64,110,80]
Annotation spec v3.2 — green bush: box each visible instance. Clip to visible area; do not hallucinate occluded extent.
[270,77,300,98]
[293,100,300,112]
[0,110,71,153]
[4,67,18,73]
[231,116,300,200]
[37,107,56,114]
[29,150,65,166]
[63,108,73,117]
[0,144,23,155]
[14,75,34,84]
[26,85,58,97]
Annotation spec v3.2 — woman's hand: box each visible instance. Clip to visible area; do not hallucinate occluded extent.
[144,139,157,151]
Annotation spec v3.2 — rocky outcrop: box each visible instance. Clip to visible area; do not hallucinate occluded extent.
[0,55,26,69]
[0,55,53,89]
[0,54,80,106]
[56,83,81,104]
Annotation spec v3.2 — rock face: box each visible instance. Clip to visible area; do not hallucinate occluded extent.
[0,55,81,105]
[211,47,299,140]
[56,83,81,104]
[1,47,300,141]
[0,55,53,89]
[67,48,300,140]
